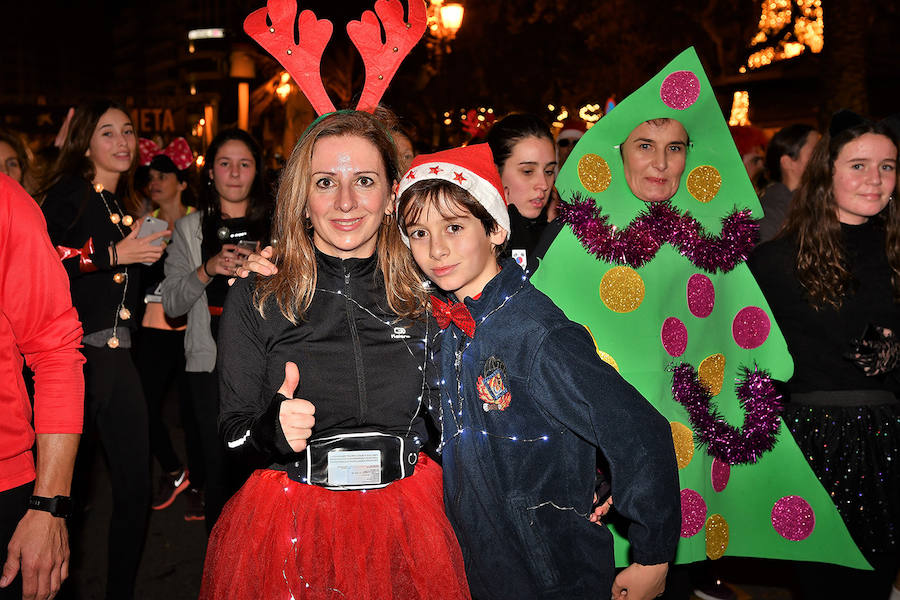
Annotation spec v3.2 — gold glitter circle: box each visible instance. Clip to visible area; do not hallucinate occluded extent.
[577,153,612,193]
[583,326,621,372]
[596,350,620,372]
[113,272,126,284]
[698,353,726,396]
[122,215,134,227]
[687,165,722,203]
[599,266,645,313]
[670,421,694,469]
[705,514,729,559]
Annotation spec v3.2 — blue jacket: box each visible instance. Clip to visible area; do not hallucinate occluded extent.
[437,259,680,599]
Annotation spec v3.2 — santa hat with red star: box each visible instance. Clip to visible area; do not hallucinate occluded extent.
[396,143,510,243]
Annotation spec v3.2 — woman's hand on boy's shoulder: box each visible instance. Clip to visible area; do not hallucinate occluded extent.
[611,562,667,599]
[229,245,277,286]
[589,494,613,524]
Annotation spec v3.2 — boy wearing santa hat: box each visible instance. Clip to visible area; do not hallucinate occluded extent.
[396,143,680,600]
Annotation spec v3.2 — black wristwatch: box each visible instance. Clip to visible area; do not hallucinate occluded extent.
[27,495,73,519]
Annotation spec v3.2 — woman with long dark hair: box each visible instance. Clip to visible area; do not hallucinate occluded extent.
[487,113,558,268]
[749,112,899,598]
[40,100,170,599]
[160,128,271,530]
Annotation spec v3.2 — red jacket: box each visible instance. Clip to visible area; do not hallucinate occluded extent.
[0,175,84,493]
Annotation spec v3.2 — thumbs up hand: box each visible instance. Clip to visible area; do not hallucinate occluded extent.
[277,362,316,452]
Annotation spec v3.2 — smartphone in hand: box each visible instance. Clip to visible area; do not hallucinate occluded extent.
[137,216,169,246]
[235,240,258,268]
[136,215,169,265]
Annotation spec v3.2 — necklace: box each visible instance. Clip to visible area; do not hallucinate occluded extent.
[94,182,133,231]
[93,183,131,348]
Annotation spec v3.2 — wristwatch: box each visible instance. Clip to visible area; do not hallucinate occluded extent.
[27,495,73,519]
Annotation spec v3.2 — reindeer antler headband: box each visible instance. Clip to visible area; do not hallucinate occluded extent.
[244,0,426,115]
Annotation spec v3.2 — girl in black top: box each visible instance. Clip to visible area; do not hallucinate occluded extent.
[487,114,558,268]
[749,113,899,599]
[200,110,468,599]
[41,100,170,600]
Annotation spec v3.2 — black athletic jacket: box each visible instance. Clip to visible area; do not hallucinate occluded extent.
[217,249,434,469]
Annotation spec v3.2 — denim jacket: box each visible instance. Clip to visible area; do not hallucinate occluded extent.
[437,258,680,599]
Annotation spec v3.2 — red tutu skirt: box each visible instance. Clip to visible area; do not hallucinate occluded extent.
[200,453,470,599]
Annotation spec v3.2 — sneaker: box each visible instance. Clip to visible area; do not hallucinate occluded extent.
[151,468,190,510]
[184,486,205,522]
[693,581,737,600]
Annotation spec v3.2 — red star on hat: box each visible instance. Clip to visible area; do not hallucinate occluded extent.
[453,171,466,183]
[429,166,441,174]
[406,170,416,180]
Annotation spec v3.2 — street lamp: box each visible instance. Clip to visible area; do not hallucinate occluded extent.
[427,1,464,51]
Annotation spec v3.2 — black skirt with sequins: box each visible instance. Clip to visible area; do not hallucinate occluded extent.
[785,391,900,558]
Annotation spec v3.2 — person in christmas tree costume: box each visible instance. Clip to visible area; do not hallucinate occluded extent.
[531,48,869,571]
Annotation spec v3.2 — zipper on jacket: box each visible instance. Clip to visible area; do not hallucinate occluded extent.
[343,263,367,422]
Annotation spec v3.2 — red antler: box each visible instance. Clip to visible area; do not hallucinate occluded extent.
[347,0,426,112]
[244,0,336,115]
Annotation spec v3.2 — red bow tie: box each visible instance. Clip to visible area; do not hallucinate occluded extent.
[431,295,476,338]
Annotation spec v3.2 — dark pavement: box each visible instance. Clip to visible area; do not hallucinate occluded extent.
[59,402,207,600]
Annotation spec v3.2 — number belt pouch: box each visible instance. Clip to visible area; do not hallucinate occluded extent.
[286,432,419,490]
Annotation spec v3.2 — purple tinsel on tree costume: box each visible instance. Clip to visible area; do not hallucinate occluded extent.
[670,363,783,465]
[557,196,758,273]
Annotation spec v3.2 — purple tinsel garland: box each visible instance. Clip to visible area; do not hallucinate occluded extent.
[670,363,783,465]
[558,196,758,273]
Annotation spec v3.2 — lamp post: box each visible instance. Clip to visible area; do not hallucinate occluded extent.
[426,0,464,68]
[425,1,464,147]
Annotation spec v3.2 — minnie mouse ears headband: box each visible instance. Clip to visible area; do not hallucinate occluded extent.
[244,0,426,116]
[139,137,194,170]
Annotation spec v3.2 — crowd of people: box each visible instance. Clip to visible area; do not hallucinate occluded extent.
[0,10,898,600]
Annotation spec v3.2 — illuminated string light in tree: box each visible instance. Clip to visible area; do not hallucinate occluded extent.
[742,0,823,72]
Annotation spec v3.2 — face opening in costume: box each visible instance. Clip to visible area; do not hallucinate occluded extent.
[621,119,689,203]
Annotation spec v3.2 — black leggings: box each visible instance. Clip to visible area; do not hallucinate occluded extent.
[135,328,200,478]
[81,345,150,600]
[186,369,240,533]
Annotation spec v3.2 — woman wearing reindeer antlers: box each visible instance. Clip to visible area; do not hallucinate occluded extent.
[199,2,470,598]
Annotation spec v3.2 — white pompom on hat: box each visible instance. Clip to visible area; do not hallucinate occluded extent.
[396,143,510,246]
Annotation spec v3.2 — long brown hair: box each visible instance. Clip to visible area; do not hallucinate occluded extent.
[782,121,900,309]
[38,101,140,214]
[254,109,427,322]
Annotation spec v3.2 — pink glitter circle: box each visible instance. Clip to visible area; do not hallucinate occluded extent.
[732,306,770,349]
[687,274,715,318]
[710,459,730,492]
[660,71,701,110]
[772,495,815,541]
[680,488,707,537]
[661,317,688,357]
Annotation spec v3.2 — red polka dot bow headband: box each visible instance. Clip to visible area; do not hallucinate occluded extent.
[138,137,194,170]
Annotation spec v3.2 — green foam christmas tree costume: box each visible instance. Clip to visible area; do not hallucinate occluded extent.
[531,48,868,569]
